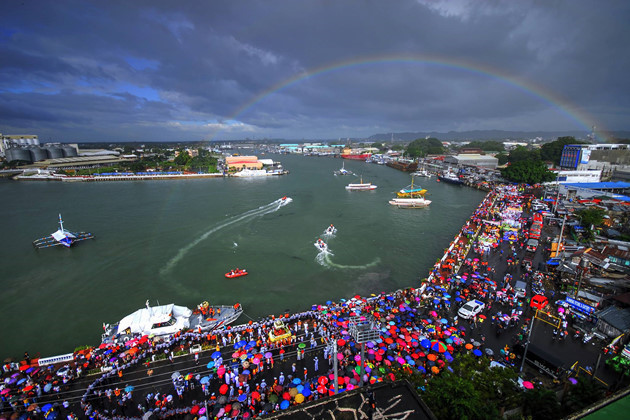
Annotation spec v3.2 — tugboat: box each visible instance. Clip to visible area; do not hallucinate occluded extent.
[32,214,94,249]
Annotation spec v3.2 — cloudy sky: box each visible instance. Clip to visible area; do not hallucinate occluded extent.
[0,0,628,142]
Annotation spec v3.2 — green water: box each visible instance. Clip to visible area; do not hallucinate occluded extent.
[0,154,486,359]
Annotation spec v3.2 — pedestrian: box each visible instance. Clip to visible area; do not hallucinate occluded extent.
[314,356,319,372]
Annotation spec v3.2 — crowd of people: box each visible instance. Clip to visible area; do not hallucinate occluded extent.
[3,183,579,420]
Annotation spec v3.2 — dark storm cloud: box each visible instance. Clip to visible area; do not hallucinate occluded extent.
[0,0,628,141]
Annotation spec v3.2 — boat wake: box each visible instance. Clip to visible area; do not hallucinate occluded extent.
[160,197,292,275]
[317,252,381,270]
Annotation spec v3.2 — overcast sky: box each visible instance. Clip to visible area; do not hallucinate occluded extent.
[1,0,628,142]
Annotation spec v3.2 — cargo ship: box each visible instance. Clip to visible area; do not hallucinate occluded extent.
[341,147,372,160]
[386,159,418,172]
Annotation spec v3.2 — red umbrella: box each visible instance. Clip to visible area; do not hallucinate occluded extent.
[219,384,228,395]
[318,376,328,385]
[251,391,260,400]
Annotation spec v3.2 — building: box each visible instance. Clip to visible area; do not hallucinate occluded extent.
[224,155,263,170]
[559,144,630,179]
[443,154,499,169]
[554,169,602,183]
[0,134,40,157]
[596,306,630,338]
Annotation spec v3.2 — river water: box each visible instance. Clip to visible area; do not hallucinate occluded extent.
[0,154,486,359]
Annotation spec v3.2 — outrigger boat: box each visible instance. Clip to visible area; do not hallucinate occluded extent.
[396,177,427,198]
[225,268,248,278]
[389,178,432,208]
[33,214,94,249]
[334,161,353,176]
[102,300,243,344]
[268,319,292,343]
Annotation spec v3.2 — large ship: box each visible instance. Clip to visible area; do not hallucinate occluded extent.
[386,159,418,172]
[341,147,372,161]
[101,300,243,344]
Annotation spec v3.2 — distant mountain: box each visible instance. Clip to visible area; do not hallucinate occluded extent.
[367,130,630,142]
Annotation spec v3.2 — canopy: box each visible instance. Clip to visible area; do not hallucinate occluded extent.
[116,303,191,336]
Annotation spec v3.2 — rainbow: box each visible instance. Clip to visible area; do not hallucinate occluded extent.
[211,54,608,141]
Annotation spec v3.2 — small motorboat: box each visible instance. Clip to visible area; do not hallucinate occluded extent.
[314,238,328,252]
[225,268,248,278]
[325,224,337,235]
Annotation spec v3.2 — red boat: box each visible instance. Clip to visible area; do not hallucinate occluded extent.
[225,268,248,278]
[341,153,372,160]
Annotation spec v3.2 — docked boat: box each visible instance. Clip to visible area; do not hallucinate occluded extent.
[32,214,94,249]
[268,319,292,342]
[345,176,377,191]
[102,300,243,344]
[341,147,372,161]
[411,169,432,178]
[225,268,248,278]
[231,168,287,177]
[314,238,328,252]
[437,169,463,185]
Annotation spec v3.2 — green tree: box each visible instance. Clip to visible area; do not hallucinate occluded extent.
[406,137,445,158]
[562,376,605,415]
[424,374,493,420]
[508,145,540,163]
[371,142,386,152]
[540,137,587,165]
[500,160,556,184]
[575,207,606,239]
[496,152,509,165]
[173,149,191,166]
[522,387,561,420]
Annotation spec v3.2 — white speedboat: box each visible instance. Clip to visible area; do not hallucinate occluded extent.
[314,238,328,252]
[102,300,243,344]
[389,197,432,208]
[345,176,377,190]
[324,224,337,235]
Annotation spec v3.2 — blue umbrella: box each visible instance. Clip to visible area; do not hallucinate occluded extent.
[43,383,52,392]
[432,299,440,304]
[42,404,53,413]
[125,385,134,392]
[280,400,290,410]
[292,377,301,385]
[206,361,215,369]
[421,339,431,349]
[473,349,482,357]
[302,387,312,397]
[200,376,210,384]
[242,369,250,375]
[440,318,448,324]
[234,340,247,349]
[238,393,247,402]
[297,384,304,392]
[417,366,426,373]
[211,351,221,359]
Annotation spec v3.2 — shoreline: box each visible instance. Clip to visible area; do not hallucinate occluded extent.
[12,171,288,182]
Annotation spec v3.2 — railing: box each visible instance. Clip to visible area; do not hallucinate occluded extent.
[38,353,74,366]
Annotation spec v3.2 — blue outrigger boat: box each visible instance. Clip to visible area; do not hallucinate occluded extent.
[32,214,94,249]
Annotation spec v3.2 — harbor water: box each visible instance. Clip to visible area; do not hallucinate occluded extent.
[0,154,486,359]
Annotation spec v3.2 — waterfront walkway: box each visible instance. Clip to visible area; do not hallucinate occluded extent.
[1,183,617,419]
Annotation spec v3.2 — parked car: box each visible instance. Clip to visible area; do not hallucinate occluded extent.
[526,238,539,253]
[458,299,485,319]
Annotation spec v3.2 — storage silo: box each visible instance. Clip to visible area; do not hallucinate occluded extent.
[45,146,64,159]
[6,148,33,163]
[62,146,78,157]
[29,147,48,162]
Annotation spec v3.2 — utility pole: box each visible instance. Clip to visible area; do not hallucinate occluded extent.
[520,312,537,373]
[333,340,339,394]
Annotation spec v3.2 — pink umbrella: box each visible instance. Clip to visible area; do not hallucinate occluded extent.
[522,381,534,390]
[217,365,226,376]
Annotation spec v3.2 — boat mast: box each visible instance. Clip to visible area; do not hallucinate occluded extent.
[58,213,64,232]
